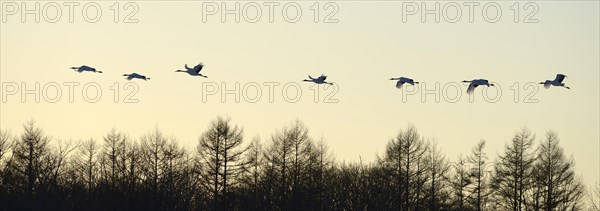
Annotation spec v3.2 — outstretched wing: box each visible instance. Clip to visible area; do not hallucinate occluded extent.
[467,83,477,94]
[80,66,92,71]
[194,63,204,73]
[473,79,487,85]
[544,83,550,89]
[317,74,327,81]
[555,74,566,83]
[396,80,404,89]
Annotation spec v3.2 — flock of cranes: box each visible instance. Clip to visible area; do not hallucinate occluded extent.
[389,74,570,93]
[71,63,207,81]
[70,64,570,94]
[300,74,570,93]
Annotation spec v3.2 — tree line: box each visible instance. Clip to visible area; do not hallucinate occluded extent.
[0,117,596,211]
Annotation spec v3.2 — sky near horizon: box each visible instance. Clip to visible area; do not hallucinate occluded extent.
[1,0,599,189]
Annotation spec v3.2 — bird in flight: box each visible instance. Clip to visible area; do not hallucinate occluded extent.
[462,79,494,94]
[176,63,208,78]
[303,74,334,85]
[540,74,570,89]
[123,73,150,81]
[389,77,419,89]
[71,65,102,73]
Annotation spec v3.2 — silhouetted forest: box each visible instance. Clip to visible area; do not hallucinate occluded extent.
[0,118,596,211]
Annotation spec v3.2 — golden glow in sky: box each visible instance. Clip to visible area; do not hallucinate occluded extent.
[1,1,598,189]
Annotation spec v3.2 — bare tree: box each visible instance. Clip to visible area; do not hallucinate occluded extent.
[492,128,536,211]
[76,139,99,195]
[47,139,78,192]
[0,129,13,190]
[264,122,294,210]
[308,138,334,210]
[101,128,127,188]
[450,155,472,210]
[159,137,191,210]
[531,131,585,210]
[426,140,450,210]
[589,183,600,211]
[287,120,311,210]
[125,140,140,209]
[0,129,12,200]
[197,116,247,210]
[0,129,12,167]
[467,140,489,211]
[379,124,428,211]
[242,136,263,209]
[139,127,168,202]
[8,120,52,199]
[378,132,404,210]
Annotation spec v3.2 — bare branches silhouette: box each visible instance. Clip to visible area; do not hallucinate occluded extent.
[0,119,590,210]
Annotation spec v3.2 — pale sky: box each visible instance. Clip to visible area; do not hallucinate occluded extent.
[1,1,598,189]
